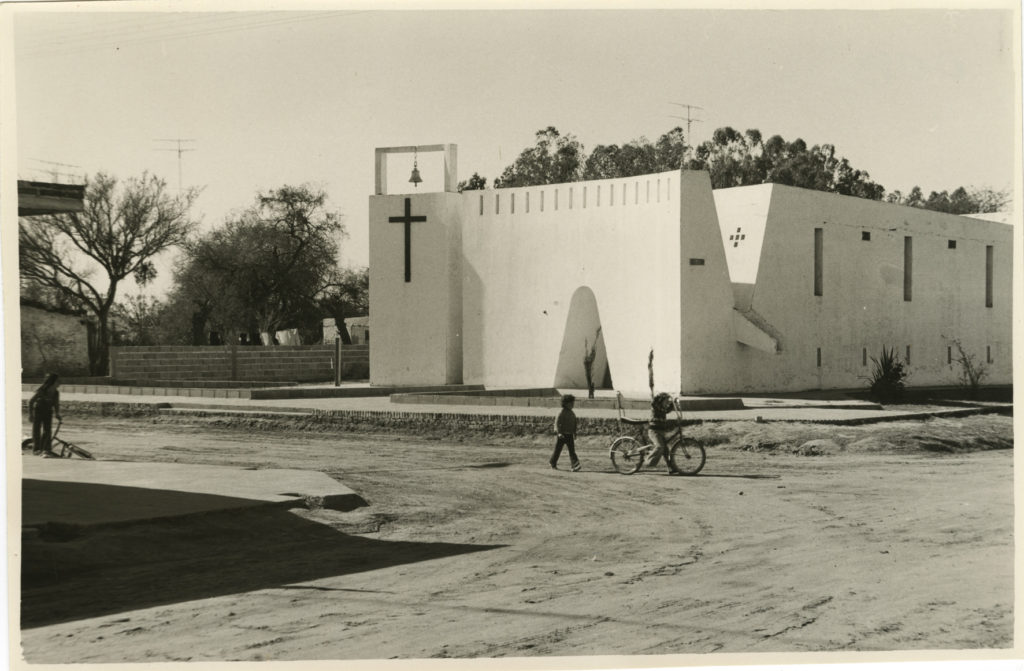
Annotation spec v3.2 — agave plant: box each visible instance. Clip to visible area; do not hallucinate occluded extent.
[867,346,907,402]
[583,327,601,399]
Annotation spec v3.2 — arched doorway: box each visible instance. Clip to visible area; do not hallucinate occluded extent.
[553,286,612,392]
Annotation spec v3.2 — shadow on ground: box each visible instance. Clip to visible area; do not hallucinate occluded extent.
[22,479,347,528]
[21,499,502,629]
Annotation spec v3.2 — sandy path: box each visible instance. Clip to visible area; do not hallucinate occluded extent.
[17,416,1013,663]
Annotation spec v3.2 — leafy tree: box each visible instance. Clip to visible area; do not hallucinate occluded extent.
[691,127,766,188]
[111,294,163,346]
[494,127,585,187]
[885,185,1008,214]
[583,139,656,180]
[19,172,198,374]
[654,127,689,171]
[694,131,887,198]
[965,187,1010,213]
[900,186,925,208]
[172,185,346,344]
[480,124,1006,214]
[457,172,488,192]
[583,128,690,180]
[318,266,369,345]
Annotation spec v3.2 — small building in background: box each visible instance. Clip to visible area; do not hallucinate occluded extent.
[20,299,93,377]
[322,316,369,344]
[19,179,92,378]
[321,317,347,343]
[345,316,369,344]
[17,180,85,216]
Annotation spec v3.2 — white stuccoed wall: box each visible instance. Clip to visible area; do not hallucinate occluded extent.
[460,171,696,395]
[677,172,740,393]
[369,192,462,386]
[714,184,1013,392]
[369,166,1012,394]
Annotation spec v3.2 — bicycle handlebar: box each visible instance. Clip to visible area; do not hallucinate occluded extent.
[616,392,688,425]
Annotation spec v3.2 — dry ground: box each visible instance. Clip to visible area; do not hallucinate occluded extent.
[16,412,1014,663]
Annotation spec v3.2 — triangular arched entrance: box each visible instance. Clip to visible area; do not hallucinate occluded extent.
[553,286,613,391]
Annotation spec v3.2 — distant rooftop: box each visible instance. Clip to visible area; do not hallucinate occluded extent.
[18,180,86,216]
[965,211,1013,225]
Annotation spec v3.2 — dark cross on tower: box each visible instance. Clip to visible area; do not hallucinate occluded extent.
[388,197,427,282]
[728,226,746,248]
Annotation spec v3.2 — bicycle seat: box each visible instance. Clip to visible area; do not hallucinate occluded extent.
[619,417,649,426]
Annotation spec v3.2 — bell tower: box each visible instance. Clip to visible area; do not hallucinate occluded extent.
[374,143,458,195]
[368,144,463,386]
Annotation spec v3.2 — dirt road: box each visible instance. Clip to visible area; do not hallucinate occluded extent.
[17,414,1013,663]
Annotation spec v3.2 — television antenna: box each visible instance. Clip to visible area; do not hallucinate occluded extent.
[29,158,82,183]
[668,102,704,142]
[154,138,196,192]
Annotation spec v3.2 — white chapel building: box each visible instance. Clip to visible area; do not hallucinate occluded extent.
[368,144,1012,396]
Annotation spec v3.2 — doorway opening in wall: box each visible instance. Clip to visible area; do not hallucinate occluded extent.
[554,286,613,397]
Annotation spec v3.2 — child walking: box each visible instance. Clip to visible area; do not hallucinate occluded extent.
[550,394,581,471]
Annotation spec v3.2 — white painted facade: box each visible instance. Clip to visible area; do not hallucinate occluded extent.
[369,159,1012,395]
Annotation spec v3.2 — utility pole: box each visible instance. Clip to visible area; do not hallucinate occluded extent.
[154,138,196,192]
[669,102,704,165]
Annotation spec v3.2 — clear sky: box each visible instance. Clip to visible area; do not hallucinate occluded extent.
[8,2,1019,299]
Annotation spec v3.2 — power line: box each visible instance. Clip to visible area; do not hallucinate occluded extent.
[16,11,371,60]
[153,138,196,193]
[28,158,82,183]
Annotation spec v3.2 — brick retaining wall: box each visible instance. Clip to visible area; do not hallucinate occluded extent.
[109,344,369,382]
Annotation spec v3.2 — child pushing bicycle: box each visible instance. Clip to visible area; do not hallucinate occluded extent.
[28,373,61,456]
[646,392,685,476]
[609,391,706,476]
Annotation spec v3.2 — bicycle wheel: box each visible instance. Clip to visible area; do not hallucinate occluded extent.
[610,436,645,475]
[669,439,706,475]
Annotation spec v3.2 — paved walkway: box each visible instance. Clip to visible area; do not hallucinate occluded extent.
[28,386,1003,424]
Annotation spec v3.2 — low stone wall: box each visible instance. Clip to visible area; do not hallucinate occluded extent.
[109,344,369,383]
[20,400,166,418]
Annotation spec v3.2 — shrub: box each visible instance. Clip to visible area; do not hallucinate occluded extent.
[947,338,988,398]
[867,346,907,402]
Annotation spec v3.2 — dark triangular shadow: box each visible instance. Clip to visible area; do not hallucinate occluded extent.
[21,487,503,629]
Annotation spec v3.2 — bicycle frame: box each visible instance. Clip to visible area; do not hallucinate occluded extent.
[610,392,704,475]
[50,420,94,460]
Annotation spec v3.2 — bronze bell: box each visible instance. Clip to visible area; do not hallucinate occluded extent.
[409,161,422,187]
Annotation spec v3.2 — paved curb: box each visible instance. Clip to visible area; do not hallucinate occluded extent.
[34,398,1010,431]
[21,387,1012,434]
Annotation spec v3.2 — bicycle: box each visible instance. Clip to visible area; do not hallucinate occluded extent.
[609,393,705,475]
[21,420,95,460]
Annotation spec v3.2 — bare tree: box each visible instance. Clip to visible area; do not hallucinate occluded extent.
[19,172,198,374]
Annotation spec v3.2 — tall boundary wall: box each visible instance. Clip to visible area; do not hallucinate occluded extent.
[109,345,369,382]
